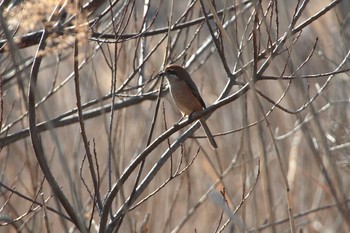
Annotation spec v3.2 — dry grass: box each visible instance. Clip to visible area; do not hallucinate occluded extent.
[1,0,350,232]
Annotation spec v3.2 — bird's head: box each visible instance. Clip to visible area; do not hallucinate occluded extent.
[159,64,189,81]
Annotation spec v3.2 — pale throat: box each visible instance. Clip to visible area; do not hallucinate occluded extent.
[165,74,180,84]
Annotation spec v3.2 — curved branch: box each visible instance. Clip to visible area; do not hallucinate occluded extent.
[27,27,87,232]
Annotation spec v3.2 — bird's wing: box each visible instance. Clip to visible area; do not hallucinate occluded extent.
[186,78,207,108]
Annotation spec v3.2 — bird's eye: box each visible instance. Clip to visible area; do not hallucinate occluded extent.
[167,69,176,75]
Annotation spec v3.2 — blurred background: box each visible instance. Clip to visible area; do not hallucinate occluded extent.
[1,0,350,232]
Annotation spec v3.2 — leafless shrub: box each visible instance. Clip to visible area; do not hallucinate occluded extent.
[1,0,350,232]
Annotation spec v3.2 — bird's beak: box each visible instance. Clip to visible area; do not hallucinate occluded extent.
[159,70,166,76]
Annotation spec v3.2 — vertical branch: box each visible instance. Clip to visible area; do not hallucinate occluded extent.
[163,0,175,65]
[251,2,276,233]
[74,0,102,214]
[112,76,165,232]
[73,33,102,210]
[199,0,232,77]
[0,69,3,134]
[28,27,87,233]
[138,0,150,94]
[0,8,29,111]
[307,98,350,230]
[107,0,118,193]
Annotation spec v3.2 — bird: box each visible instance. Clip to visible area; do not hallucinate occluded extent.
[160,64,218,149]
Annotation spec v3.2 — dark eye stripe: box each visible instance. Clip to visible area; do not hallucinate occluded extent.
[167,69,176,74]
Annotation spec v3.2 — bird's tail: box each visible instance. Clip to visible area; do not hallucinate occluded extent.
[199,118,218,149]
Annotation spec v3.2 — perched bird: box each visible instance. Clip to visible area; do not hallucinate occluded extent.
[160,64,218,149]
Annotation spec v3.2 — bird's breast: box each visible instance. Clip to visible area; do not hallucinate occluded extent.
[168,80,203,115]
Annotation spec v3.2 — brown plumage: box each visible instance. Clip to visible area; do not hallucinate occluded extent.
[160,64,218,149]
